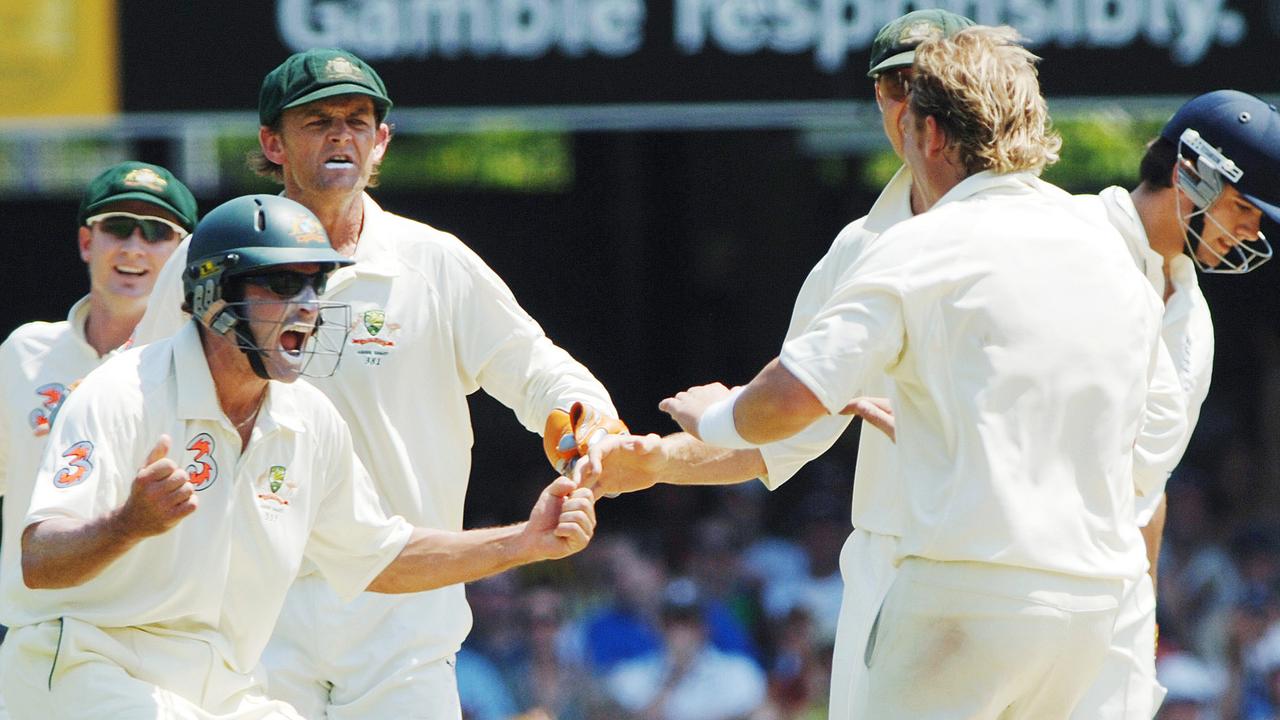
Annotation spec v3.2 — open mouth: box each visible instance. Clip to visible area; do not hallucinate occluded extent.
[279,327,311,355]
[115,264,148,277]
[323,155,355,169]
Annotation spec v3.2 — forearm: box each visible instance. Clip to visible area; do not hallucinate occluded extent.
[657,434,766,486]
[367,524,537,594]
[22,513,141,589]
[734,359,828,444]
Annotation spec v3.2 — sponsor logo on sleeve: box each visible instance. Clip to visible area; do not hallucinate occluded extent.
[53,440,94,488]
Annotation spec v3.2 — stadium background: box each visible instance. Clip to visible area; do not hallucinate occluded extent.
[2,1,1279,718]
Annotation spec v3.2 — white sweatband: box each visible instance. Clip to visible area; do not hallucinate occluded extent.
[697,386,756,449]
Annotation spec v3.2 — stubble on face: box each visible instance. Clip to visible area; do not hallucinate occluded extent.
[269,96,388,201]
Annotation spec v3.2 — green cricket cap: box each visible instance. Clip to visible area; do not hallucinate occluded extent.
[259,48,392,126]
[77,161,198,231]
[867,9,976,78]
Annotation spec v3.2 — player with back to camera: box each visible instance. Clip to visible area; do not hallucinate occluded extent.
[0,161,197,718]
[0,194,597,720]
[132,49,625,718]
[591,25,1184,718]
[577,13,1185,720]
[843,88,1280,720]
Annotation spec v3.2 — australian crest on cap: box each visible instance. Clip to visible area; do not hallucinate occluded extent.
[290,213,327,245]
[323,56,365,82]
[900,20,941,45]
[123,167,168,191]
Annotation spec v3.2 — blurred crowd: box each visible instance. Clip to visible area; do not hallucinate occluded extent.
[455,343,1280,720]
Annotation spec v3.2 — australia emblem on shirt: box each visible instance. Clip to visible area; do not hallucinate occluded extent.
[349,308,400,367]
[256,464,298,517]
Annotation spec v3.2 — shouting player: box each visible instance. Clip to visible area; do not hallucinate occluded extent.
[0,194,597,719]
[133,49,623,718]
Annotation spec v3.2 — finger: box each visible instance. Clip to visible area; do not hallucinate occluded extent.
[545,476,577,498]
[564,493,598,522]
[137,458,181,485]
[145,434,172,467]
[848,400,896,441]
[171,496,198,521]
[657,397,676,414]
[555,511,594,542]
[583,442,603,478]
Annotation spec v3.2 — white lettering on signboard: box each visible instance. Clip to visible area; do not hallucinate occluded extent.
[278,0,644,59]
[277,0,1246,71]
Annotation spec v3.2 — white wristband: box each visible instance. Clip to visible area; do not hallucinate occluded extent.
[697,386,755,449]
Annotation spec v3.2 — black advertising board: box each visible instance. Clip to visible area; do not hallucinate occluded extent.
[122,0,1278,112]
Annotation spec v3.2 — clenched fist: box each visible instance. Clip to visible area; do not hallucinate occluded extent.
[119,435,198,538]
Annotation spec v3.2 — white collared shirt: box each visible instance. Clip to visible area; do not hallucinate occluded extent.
[0,297,115,626]
[133,193,614,660]
[1085,186,1214,525]
[16,322,413,673]
[758,166,914,537]
[780,171,1166,580]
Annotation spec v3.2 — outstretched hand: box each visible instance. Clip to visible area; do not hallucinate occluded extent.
[840,396,896,442]
[120,435,197,538]
[575,432,667,499]
[524,477,597,561]
[659,383,732,439]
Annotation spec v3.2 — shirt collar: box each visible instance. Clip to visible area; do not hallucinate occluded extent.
[864,166,915,233]
[1098,186,1166,293]
[172,321,306,434]
[66,295,93,346]
[323,193,400,295]
[932,170,1055,211]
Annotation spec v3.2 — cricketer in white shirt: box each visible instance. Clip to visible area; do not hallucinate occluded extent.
[1068,185,1215,719]
[667,169,1180,718]
[755,166,912,720]
[0,321,414,720]
[133,193,616,718]
[0,299,120,630]
[757,164,1188,719]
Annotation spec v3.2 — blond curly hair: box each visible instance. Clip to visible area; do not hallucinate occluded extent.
[909,26,1061,175]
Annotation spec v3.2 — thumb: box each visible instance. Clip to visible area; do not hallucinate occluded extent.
[145,434,172,467]
[545,476,577,499]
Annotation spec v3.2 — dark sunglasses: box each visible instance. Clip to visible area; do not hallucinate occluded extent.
[238,270,330,299]
[86,212,188,244]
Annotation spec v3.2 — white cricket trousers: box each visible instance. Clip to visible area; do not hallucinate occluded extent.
[863,558,1124,720]
[1071,573,1166,720]
[263,576,462,720]
[0,619,303,720]
[827,528,900,720]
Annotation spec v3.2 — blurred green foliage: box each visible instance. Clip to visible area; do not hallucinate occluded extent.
[217,129,573,194]
[859,115,1167,193]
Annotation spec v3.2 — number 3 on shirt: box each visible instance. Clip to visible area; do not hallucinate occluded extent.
[186,433,219,491]
[53,440,95,488]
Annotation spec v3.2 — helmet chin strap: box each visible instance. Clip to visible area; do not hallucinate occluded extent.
[203,303,275,381]
[234,324,274,381]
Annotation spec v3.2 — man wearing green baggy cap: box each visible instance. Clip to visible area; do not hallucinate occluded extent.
[0,161,196,716]
[132,48,622,719]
